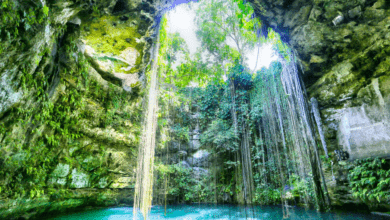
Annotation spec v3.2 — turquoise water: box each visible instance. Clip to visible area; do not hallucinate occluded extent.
[48,204,383,220]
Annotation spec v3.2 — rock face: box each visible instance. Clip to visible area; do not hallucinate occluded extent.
[249,0,390,154]
[338,104,390,160]
[186,150,211,167]
[248,0,390,210]
[0,0,161,219]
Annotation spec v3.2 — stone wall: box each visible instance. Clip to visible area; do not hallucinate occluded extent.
[248,0,390,210]
[0,0,160,219]
[337,103,390,160]
[248,0,390,158]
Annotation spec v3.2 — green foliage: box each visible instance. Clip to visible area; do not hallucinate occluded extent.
[155,0,304,207]
[159,16,208,88]
[253,185,281,205]
[0,28,139,201]
[229,63,253,90]
[171,124,190,142]
[349,158,390,203]
[289,174,313,199]
[155,164,197,203]
[196,0,259,64]
[174,54,221,87]
[0,49,84,199]
[155,162,219,204]
[92,5,101,16]
[320,153,333,170]
[266,30,291,61]
[201,119,236,153]
[0,0,49,43]
[157,0,261,88]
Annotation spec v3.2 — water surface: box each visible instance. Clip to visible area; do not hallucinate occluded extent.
[48,204,384,220]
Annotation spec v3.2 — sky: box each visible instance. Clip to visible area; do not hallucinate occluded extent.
[166,1,278,73]
[167,3,200,55]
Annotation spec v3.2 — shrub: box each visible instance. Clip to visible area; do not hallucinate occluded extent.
[349,157,390,203]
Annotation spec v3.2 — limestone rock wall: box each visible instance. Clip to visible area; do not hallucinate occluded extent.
[249,0,390,157]
[0,0,162,219]
[249,0,390,210]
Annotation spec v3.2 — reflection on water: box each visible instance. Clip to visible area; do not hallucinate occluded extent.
[48,204,383,220]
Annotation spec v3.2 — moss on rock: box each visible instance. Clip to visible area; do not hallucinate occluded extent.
[81,14,144,74]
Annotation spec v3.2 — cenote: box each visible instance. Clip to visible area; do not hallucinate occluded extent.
[46,205,383,220]
[1,0,390,220]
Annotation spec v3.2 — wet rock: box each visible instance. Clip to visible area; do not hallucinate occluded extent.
[0,71,23,115]
[98,177,109,188]
[0,1,154,218]
[83,44,140,91]
[112,0,129,14]
[223,193,231,203]
[191,112,201,119]
[248,0,390,210]
[169,141,181,152]
[187,150,210,167]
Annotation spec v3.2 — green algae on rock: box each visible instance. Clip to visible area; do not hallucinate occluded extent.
[80,14,146,75]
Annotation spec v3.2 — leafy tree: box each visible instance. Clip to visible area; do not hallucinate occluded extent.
[159,16,189,84]
[196,0,259,69]
[159,0,263,88]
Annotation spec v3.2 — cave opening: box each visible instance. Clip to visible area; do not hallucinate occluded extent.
[133,0,332,219]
